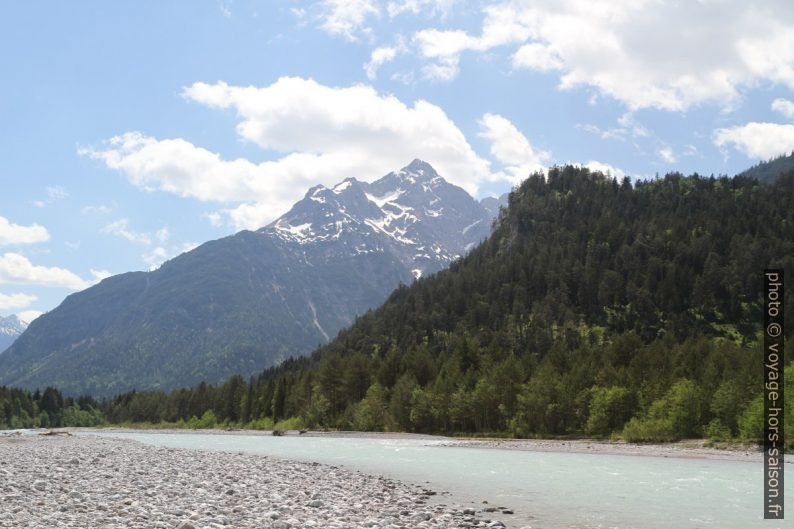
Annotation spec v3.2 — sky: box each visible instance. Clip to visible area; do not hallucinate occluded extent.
[2,0,794,323]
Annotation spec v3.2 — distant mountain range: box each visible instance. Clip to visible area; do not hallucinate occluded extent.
[0,315,27,355]
[0,160,505,396]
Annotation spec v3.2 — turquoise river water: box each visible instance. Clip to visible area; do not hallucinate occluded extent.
[90,432,791,529]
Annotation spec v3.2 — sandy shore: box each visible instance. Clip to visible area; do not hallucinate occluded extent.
[0,433,511,529]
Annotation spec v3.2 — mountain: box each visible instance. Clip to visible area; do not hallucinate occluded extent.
[185,165,789,438]
[736,151,794,183]
[0,160,496,396]
[0,315,27,354]
[479,192,509,219]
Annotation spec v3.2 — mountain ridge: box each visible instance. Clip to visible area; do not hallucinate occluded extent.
[0,315,27,354]
[0,160,499,395]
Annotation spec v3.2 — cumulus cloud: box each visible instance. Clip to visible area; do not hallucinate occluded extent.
[364,45,400,80]
[0,253,90,290]
[413,4,530,80]
[411,0,794,111]
[91,269,112,282]
[579,160,626,179]
[319,0,380,41]
[86,77,526,229]
[0,216,50,246]
[0,292,37,311]
[772,98,794,119]
[478,113,551,184]
[713,122,794,159]
[512,42,563,72]
[17,310,43,325]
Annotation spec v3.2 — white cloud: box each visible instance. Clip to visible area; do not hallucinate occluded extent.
[87,77,511,229]
[0,216,50,246]
[204,212,223,227]
[0,292,37,311]
[412,0,794,111]
[365,46,399,80]
[478,113,551,184]
[144,247,168,270]
[90,269,112,282]
[180,242,199,253]
[102,219,152,245]
[32,186,69,208]
[578,112,649,142]
[512,43,563,72]
[658,147,677,163]
[713,122,794,159]
[772,98,794,119]
[143,242,199,271]
[580,160,626,179]
[81,204,113,215]
[413,3,531,81]
[0,253,90,290]
[155,227,170,243]
[319,0,380,41]
[387,0,457,18]
[17,310,43,325]
[414,5,531,80]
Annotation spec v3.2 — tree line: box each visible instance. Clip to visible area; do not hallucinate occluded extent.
[2,166,793,444]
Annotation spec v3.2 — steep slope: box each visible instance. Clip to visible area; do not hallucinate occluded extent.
[0,315,26,354]
[0,160,494,396]
[226,166,792,436]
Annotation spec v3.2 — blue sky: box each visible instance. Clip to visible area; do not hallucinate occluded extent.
[2,0,794,322]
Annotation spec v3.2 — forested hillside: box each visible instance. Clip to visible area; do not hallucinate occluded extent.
[737,152,794,183]
[3,166,793,443]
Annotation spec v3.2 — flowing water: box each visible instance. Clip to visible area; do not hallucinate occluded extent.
[89,432,790,529]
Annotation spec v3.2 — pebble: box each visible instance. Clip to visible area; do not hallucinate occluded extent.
[0,435,494,529]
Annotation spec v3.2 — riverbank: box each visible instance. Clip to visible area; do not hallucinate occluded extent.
[0,433,505,529]
[64,426,768,462]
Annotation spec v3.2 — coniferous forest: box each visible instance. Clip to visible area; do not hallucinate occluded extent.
[2,166,793,444]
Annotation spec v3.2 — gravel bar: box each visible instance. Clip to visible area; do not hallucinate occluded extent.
[0,433,518,529]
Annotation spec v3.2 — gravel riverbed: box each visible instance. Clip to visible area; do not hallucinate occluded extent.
[0,433,515,529]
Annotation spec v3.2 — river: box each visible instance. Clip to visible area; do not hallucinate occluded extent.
[89,431,790,529]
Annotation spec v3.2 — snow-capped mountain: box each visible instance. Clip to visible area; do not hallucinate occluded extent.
[0,160,499,395]
[266,159,491,278]
[0,315,27,354]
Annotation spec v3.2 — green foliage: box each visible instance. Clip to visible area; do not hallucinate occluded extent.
[353,383,388,431]
[62,404,103,427]
[620,379,702,441]
[244,417,275,430]
[737,394,764,442]
[5,166,793,445]
[585,386,634,436]
[273,417,303,430]
[704,418,732,441]
[187,410,217,429]
[737,363,794,447]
